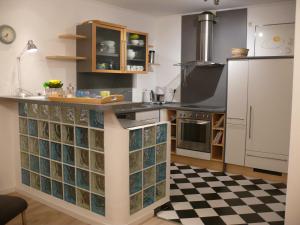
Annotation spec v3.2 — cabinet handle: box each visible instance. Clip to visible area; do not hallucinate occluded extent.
[249,106,252,139]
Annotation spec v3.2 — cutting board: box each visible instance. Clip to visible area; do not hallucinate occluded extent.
[48,95,124,105]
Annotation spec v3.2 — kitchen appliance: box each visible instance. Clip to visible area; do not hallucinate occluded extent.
[150,89,165,104]
[177,110,212,160]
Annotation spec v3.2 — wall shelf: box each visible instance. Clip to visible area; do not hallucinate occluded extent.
[211,113,226,162]
[46,56,87,61]
[58,34,87,40]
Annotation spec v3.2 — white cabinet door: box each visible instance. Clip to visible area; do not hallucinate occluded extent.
[227,60,249,121]
[225,123,246,166]
[246,59,293,156]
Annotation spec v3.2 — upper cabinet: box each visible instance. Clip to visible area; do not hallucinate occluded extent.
[76,20,148,74]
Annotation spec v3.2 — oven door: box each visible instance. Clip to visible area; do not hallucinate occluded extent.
[177,119,211,152]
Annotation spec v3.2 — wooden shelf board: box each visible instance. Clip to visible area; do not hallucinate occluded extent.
[213,127,224,130]
[171,137,176,140]
[46,56,87,61]
[58,34,87,40]
[212,143,224,147]
[171,123,176,126]
[211,158,224,162]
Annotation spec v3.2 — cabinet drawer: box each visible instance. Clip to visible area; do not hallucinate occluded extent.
[135,110,160,122]
[245,154,288,173]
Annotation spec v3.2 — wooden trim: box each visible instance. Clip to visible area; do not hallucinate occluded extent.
[58,34,87,40]
[46,56,86,61]
[80,20,126,29]
[91,24,96,72]
[22,211,27,225]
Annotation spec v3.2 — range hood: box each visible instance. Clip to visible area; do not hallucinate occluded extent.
[176,11,224,67]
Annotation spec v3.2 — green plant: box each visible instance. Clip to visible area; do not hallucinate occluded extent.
[43,80,63,88]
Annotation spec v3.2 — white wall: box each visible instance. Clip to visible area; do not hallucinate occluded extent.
[286,0,300,224]
[0,0,157,99]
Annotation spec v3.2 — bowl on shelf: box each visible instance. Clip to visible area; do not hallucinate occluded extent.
[102,40,115,47]
[130,40,139,46]
[127,49,136,60]
[138,40,144,46]
[231,48,249,58]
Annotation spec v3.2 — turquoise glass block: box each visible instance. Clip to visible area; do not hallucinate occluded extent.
[156,143,167,164]
[76,148,89,169]
[129,129,142,151]
[91,173,105,195]
[52,180,63,199]
[76,189,90,210]
[75,108,89,126]
[63,165,75,186]
[30,154,39,173]
[143,186,155,208]
[156,162,167,183]
[143,126,156,148]
[143,166,155,188]
[38,104,49,120]
[21,169,30,186]
[156,181,166,201]
[129,171,142,195]
[156,124,167,144]
[28,119,38,137]
[64,184,76,205]
[129,150,142,174]
[76,168,90,190]
[20,135,28,152]
[18,102,28,117]
[30,172,40,190]
[21,152,29,169]
[63,145,75,166]
[89,110,104,129]
[50,142,62,161]
[90,129,104,152]
[28,137,39,155]
[75,127,89,148]
[41,176,51,195]
[39,140,49,158]
[143,147,155,168]
[91,194,105,216]
[40,158,50,177]
[90,151,104,174]
[61,125,74,145]
[50,123,61,142]
[28,104,39,118]
[51,161,62,181]
[38,121,49,139]
[62,107,75,124]
[49,106,61,122]
[19,118,28,135]
[130,192,142,215]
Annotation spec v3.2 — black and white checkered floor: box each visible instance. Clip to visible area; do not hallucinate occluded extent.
[157,163,286,225]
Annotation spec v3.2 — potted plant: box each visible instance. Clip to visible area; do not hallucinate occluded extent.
[43,80,64,97]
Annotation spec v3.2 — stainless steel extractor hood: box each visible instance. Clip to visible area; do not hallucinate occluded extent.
[176,11,224,67]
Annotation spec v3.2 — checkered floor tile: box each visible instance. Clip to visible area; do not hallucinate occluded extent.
[157,163,286,225]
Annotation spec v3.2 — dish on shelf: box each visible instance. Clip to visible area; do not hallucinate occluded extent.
[127,65,144,71]
[127,49,136,60]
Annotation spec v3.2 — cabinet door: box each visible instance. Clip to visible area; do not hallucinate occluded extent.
[227,60,249,121]
[225,123,246,166]
[125,30,148,73]
[93,24,124,73]
[246,59,293,156]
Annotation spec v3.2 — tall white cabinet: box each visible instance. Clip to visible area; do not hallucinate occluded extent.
[226,58,293,173]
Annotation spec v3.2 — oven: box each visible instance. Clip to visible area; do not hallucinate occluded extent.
[177,111,211,159]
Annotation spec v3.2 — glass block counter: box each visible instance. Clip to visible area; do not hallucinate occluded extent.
[16,100,170,225]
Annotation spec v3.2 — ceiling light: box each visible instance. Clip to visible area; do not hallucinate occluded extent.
[203,0,220,6]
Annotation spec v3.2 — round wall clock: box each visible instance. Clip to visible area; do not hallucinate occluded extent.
[0,25,16,44]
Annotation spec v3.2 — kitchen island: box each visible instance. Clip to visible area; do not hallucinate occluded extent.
[0,96,171,225]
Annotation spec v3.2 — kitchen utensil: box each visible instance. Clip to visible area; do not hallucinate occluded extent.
[149,50,155,64]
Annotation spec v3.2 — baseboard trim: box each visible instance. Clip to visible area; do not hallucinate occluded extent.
[0,187,16,194]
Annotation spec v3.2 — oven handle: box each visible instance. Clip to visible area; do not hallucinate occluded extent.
[179,119,211,125]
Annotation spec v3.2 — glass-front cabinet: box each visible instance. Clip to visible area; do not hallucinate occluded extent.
[77,21,148,74]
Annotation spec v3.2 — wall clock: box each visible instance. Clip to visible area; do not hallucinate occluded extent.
[0,25,16,44]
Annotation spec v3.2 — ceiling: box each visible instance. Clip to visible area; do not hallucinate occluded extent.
[98,0,289,16]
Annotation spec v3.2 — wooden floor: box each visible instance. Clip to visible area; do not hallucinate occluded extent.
[7,193,174,225]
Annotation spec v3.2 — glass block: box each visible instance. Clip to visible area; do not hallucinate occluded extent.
[129,150,142,174]
[156,124,167,144]
[91,173,105,196]
[156,143,167,164]
[63,145,75,166]
[130,192,142,215]
[52,180,63,199]
[63,165,75,186]
[64,184,76,204]
[156,162,166,183]
[143,126,155,148]
[18,102,28,117]
[28,137,39,155]
[61,125,74,145]
[143,147,155,168]
[143,186,155,208]
[21,152,29,169]
[39,140,50,158]
[143,166,155,189]
[30,172,40,190]
[30,154,39,173]
[19,118,28,135]
[76,148,89,169]
[76,189,90,210]
[38,104,49,120]
[51,161,62,181]
[90,151,104,174]
[50,123,61,142]
[91,194,105,216]
[49,105,61,122]
[75,127,89,148]
[75,108,89,126]
[50,142,61,161]
[90,129,104,152]
[156,181,166,201]
[28,103,39,118]
[28,119,38,137]
[21,169,30,186]
[38,121,49,139]
[129,171,142,195]
[129,129,142,151]
[20,135,28,152]
[41,176,51,195]
[89,110,104,129]
[76,168,90,190]
[62,107,75,124]
[40,158,50,177]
